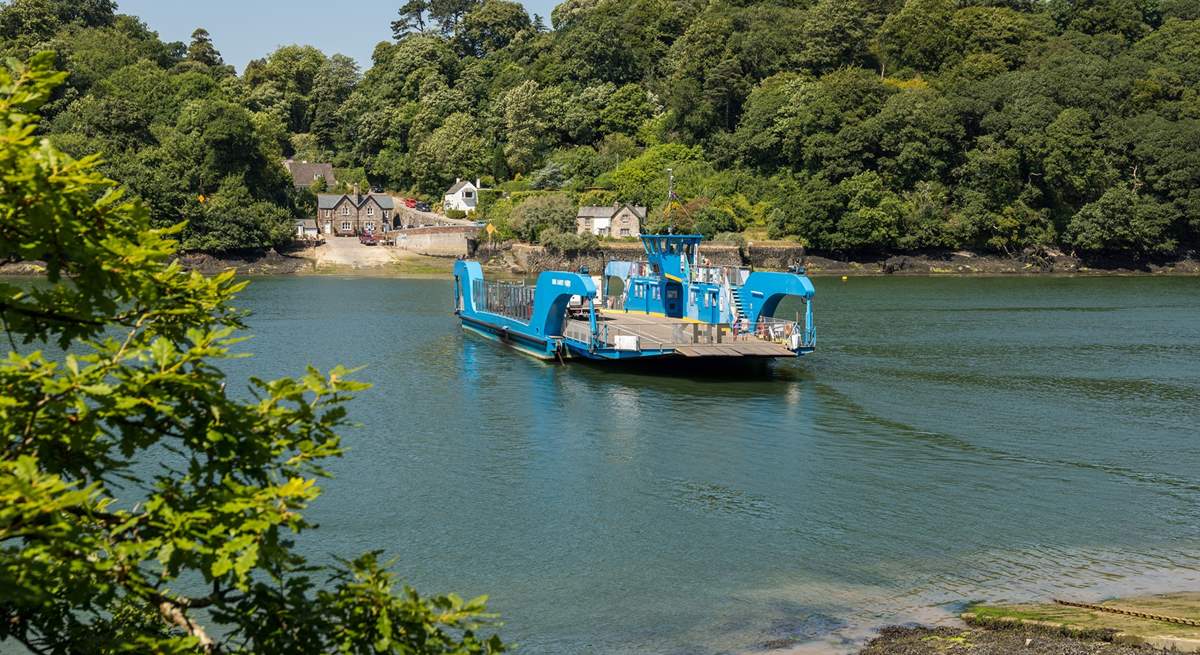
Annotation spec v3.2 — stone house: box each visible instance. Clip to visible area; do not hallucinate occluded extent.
[317,190,395,236]
[443,178,480,213]
[284,160,336,189]
[576,203,646,238]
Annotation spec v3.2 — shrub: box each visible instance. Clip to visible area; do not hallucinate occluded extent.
[539,228,600,254]
[509,193,576,242]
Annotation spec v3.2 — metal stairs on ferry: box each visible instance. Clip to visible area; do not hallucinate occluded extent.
[730,287,747,322]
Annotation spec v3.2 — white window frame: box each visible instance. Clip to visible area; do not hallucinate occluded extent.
[366,206,374,216]
[341,205,350,216]
[325,210,332,218]
[340,221,352,231]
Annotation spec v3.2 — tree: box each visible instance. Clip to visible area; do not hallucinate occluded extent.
[393,0,430,38]
[508,193,576,241]
[1067,185,1177,255]
[311,54,360,151]
[797,0,881,74]
[457,0,530,56]
[408,112,491,193]
[187,27,223,67]
[0,54,505,655]
[600,83,653,136]
[495,80,559,174]
[877,0,956,73]
[0,0,115,48]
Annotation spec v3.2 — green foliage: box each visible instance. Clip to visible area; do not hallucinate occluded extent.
[1067,185,1177,254]
[7,0,1198,259]
[539,229,599,254]
[0,54,504,654]
[508,193,576,242]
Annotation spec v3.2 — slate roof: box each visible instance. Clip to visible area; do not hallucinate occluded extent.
[295,218,318,228]
[317,193,396,210]
[284,161,336,188]
[446,180,475,194]
[578,204,648,219]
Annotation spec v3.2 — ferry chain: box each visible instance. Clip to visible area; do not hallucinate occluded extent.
[1053,599,1200,627]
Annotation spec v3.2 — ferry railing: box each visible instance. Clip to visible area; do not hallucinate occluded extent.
[694,265,750,286]
[591,322,669,351]
[473,278,535,322]
[739,316,815,349]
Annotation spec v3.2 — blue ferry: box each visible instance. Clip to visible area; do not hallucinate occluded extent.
[453,234,815,362]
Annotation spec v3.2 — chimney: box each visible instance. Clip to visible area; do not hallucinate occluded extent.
[352,183,360,203]
[456,177,461,183]
[476,178,481,189]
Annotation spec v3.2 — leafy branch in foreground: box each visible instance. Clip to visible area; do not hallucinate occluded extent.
[0,53,504,655]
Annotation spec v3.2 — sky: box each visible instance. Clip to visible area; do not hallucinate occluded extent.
[116,0,558,72]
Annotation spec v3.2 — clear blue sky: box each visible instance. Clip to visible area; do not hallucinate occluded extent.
[116,0,558,72]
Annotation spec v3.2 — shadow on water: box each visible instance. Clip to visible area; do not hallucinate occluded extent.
[572,354,811,381]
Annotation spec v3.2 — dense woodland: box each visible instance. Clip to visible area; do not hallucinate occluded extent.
[1,0,1198,259]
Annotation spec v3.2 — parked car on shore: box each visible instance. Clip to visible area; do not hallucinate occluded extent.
[415,201,431,212]
[404,198,417,208]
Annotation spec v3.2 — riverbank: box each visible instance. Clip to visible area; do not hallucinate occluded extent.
[859,592,1200,654]
[859,624,1150,654]
[4,243,1197,278]
[491,242,1200,277]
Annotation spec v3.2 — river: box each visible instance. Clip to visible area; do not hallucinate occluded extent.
[226,275,1200,653]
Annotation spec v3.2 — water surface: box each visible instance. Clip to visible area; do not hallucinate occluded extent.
[229,276,1200,653]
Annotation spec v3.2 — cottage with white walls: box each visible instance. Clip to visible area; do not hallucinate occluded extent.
[444,178,482,213]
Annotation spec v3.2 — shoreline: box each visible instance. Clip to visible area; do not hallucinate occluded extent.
[3,247,1198,279]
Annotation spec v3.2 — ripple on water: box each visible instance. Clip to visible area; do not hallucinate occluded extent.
[223,276,1200,655]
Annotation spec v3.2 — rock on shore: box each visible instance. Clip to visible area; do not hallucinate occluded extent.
[859,625,1151,654]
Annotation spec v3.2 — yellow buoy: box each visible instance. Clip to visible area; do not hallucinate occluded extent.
[841,275,848,281]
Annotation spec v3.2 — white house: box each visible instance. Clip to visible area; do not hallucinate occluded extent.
[443,178,481,213]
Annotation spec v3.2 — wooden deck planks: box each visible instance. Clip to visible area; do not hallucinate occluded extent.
[566,311,795,358]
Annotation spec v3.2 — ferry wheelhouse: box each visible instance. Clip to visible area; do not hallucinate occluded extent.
[453,235,815,362]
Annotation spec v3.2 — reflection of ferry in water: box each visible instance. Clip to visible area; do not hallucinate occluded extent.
[453,234,815,362]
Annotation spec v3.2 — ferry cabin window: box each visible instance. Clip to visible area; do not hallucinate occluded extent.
[652,286,661,300]
[667,288,678,299]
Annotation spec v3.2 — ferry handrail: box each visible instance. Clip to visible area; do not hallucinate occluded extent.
[741,316,814,348]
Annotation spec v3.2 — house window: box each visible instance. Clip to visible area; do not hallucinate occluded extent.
[366,206,374,216]
[463,191,474,199]
[620,228,630,237]
[341,221,351,231]
[383,210,390,220]
[341,206,350,216]
[652,286,661,300]
[325,210,331,218]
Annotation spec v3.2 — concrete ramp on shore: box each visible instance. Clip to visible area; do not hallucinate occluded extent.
[964,592,1200,652]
